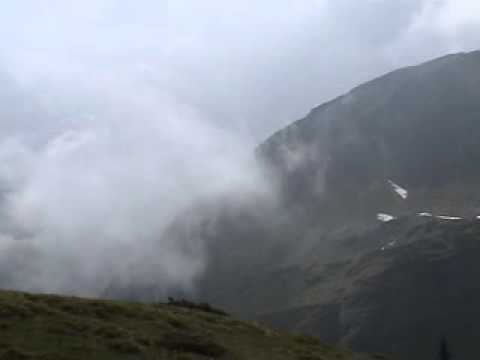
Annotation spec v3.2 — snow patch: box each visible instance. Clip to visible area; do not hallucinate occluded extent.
[388,180,408,199]
[417,212,433,217]
[418,213,462,220]
[436,215,463,220]
[377,213,396,222]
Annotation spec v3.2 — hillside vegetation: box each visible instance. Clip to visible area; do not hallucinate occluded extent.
[0,290,384,360]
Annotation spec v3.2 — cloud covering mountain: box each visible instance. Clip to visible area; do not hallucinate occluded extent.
[0,0,479,296]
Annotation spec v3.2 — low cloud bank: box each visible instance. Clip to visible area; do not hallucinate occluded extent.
[0,71,269,297]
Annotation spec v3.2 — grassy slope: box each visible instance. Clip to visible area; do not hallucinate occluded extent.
[0,290,386,360]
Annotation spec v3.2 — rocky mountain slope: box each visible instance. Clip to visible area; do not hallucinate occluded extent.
[100,51,480,360]
[192,51,480,360]
[258,50,480,224]
[258,216,480,359]
[0,290,382,360]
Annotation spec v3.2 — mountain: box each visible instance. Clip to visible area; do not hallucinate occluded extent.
[257,51,480,224]
[188,51,480,360]
[0,289,382,360]
[257,216,480,359]
[90,51,480,359]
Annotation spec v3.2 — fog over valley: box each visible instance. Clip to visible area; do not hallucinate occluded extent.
[0,0,480,337]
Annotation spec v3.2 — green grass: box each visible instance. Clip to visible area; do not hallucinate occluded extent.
[0,290,382,359]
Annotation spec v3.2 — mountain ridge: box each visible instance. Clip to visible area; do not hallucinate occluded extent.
[260,50,480,149]
[194,49,480,360]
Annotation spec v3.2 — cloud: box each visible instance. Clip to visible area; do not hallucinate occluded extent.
[0,67,268,296]
[2,1,480,138]
[382,0,480,65]
[0,0,479,296]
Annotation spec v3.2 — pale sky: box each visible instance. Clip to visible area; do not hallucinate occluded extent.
[1,1,480,140]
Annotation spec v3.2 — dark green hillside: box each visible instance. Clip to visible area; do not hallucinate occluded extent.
[0,290,383,360]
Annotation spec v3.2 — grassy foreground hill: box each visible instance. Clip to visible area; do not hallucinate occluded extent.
[0,290,385,360]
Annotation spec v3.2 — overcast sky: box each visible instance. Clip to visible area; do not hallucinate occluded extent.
[1,0,480,141]
[0,0,479,295]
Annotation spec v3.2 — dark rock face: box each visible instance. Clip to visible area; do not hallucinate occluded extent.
[257,51,480,222]
[258,218,480,360]
[110,51,480,360]
[216,51,480,359]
